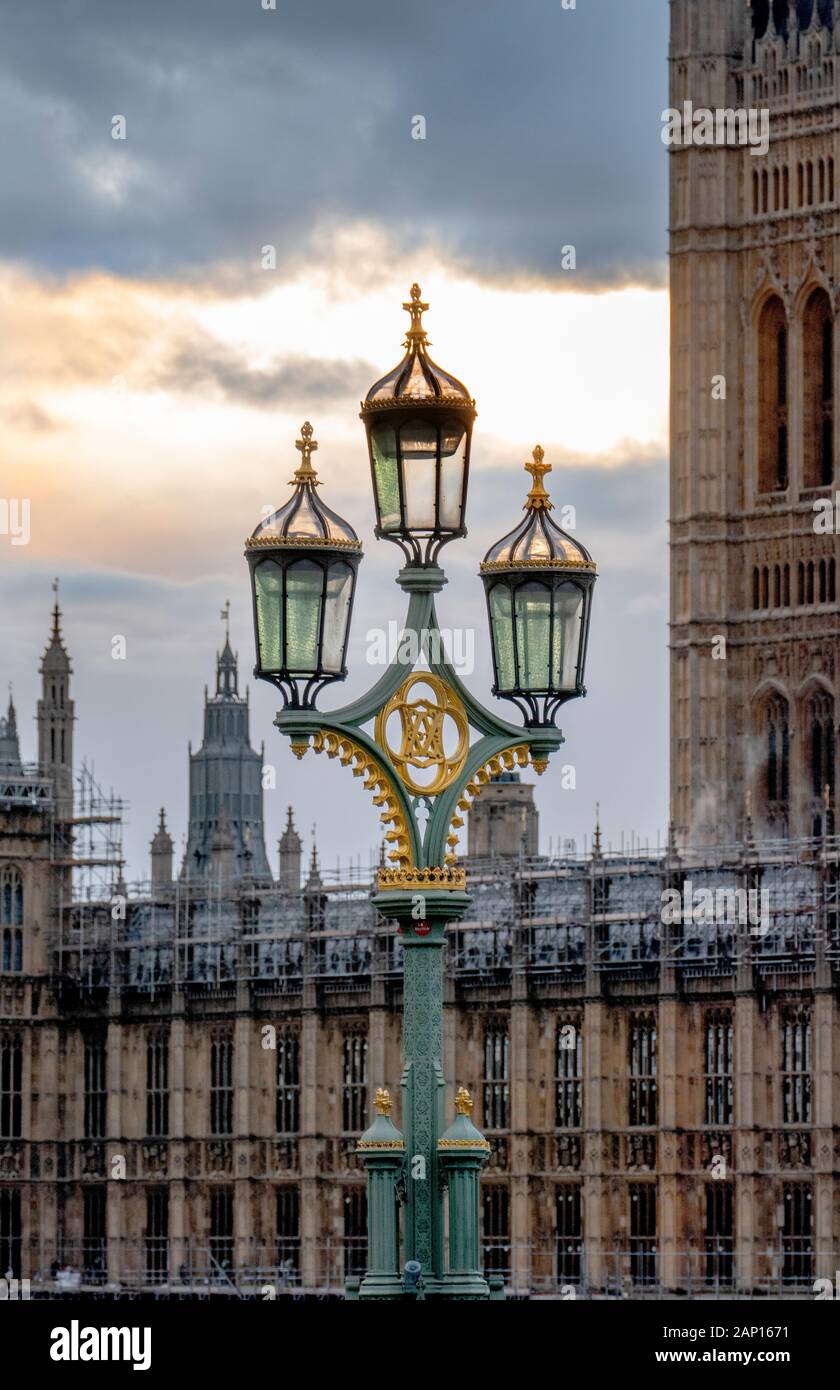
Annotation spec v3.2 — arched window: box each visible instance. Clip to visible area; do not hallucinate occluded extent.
[0,868,23,975]
[798,561,805,605]
[798,162,805,207]
[802,288,833,488]
[819,559,827,603]
[783,165,790,209]
[762,567,770,608]
[767,695,790,805]
[758,297,788,491]
[753,169,759,215]
[773,565,781,607]
[808,562,815,604]
[830,559,836,602]
[773,167,780,209]
[809,691,835,800]
[783,564,791,607]
[753,567,760,610]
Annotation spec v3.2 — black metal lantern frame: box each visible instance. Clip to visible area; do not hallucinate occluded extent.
[481,566,596,727]
[360,284,476,569]
[362,402,476,567]
[246,545,362,709]
[245,422,363,710]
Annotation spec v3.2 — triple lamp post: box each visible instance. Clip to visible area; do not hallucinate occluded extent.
[244,285,597,1300]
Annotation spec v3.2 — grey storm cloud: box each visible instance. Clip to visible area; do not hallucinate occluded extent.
[157,331,377,406]
[0,0,668,286]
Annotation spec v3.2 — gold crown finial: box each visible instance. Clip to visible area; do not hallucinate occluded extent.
[403,282,430,346]
[524,444,553,512]
[454,1086,473,1116]
[292,421,319,484]
[374,1086,392,1116]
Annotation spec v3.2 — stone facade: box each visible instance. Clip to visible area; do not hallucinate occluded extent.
[670,0,840,847]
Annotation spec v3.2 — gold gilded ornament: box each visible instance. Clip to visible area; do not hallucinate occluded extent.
[375,672,469,797]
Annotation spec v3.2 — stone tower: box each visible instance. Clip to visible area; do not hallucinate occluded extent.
[150,808,174,890]
[467,772,539,860]
[0,690,21,772]
[36,583,75,821]
[278,806,302,891]
[181,631,272,883]
[669,0,840,847]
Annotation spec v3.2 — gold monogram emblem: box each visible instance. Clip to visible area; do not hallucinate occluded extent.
[375,673,469,797]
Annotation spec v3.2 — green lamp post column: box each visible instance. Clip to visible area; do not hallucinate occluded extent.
[353,1087,405,1301]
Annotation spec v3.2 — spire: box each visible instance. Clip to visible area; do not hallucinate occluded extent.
[41,578,72,676]
[305,829,323,889]
[592,803,602,858]
[216,603,238,696]
[0,684,21,773]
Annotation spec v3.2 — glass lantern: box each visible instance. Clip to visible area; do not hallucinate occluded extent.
[245,423,363,707]
[361,284,476,567]
[480,445,596,727]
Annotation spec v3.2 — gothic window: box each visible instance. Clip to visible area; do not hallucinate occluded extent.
[752,169,759,216]
[555,1019,583,1129]
[802,288,833,488]
[819,559,827,603]
[798,561,805,604]
[341,1028,367,1133]
[0,867,23,927]
[773,564,781,607]
[210,1030,234,1136]
[209,1187,233,1280]
[83,1186,107,1284]
[783,563,790,607]
[781,1184,813,1285]
[761,566,769,608]
[783,165,790,209]
[276,1030,300,1134]
[555,1185,583,1286]
[704,1010,734,1126]
[807,561,815,603]
[145,1188,169,1285]
[830,559,836,602]
[752,566,760,609]
[798,162,804,207]
[482,1185,510,1277]
[0,1033,22,1138]
[809,691,834,800]
[629,1183,657,1286]
[343,1187,367,1279]
[83,1032,107,1139]
[628,1013,657,1126]
[0,1190,21,1280]
[782,1008,812,1124]
[276,1186,301,1284]
[145,1030,169,1138]
[483,1021,510,1129]
[705,1183,734,1287]
[766,695,790,804]
[758,296,789,492]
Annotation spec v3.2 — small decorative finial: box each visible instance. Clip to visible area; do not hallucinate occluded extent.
[220,598,231,641]
[454,1086,473,1116]
[293,421,320,483]
[51,576,61,637]
[824,782,831,808]
[524,444,553,512]
[403,282,430,346]
[374,1086,392,1116]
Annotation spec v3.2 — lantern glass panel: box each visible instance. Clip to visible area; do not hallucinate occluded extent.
[489,584,516,691]
[370,423,400,530]
[552,582,585,691]
[322,561,354,673]
[285,560,323,672]
[400,418,437,529]
[439,418,467,529]
[514,582,552,690]
[254,560,284,673]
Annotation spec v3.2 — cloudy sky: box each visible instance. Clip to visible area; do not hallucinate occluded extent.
[0,0,669,885]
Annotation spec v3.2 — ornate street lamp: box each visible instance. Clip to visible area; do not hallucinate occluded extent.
[480,444,597,727]
[244,422,362,708]
[245,290,597,1302]
[360,283,476,568]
